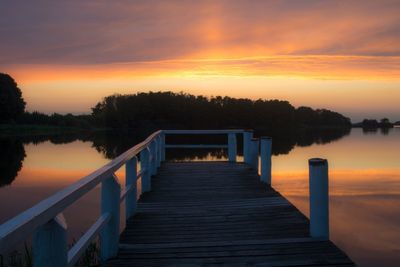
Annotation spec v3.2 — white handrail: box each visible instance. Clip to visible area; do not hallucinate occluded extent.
[0,130,162,254]
[163,129,244,134]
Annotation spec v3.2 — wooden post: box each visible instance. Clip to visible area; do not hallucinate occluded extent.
[125,157,137,220]
[154,138,159,169]
[140,148,151,192]
[33,214,67,267]
[228,133,237,162]
[148,141,156,176]
[157,135,162,168]
[161,132,166,161]
[250,138,259,171]
[260,137,272,184]
[309,158,329,240]
[243,130,253,164]
[100,174,121,261]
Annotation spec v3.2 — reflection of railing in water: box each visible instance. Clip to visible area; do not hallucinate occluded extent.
[0,129,330,267]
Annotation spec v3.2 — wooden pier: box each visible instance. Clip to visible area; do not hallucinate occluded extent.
[0,129,356,267]
[107,161,355,266]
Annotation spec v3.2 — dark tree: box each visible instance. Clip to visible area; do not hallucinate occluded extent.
[0,73,26,122]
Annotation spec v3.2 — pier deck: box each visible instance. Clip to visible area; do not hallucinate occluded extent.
[106,161,355,267]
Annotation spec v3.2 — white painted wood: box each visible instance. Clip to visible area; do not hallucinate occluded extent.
[161,133,166,161]
[250,138,259,171]
[140,148,151,193]
[165,144,228,148]
[243,130,253,164]
[260,137,272,184]
[67,213,110,267]
[0,130,162,253]
[228,133,237,162]
[33,213,67,267]
[163,129,244,134]
[125,157,137,219]
[100,175,121,261]
[309,158,329,240]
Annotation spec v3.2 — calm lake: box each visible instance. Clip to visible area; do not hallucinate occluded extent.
[0,127,399,266]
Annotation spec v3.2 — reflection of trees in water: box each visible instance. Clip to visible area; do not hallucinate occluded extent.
[167,148,227,161]
[0,138,26,187]
[0,127,352,186]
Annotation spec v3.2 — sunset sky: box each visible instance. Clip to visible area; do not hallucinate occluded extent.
[1,1,400,121]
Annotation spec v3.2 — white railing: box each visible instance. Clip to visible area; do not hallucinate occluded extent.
[0,130,163,266]
[0,129,274,266]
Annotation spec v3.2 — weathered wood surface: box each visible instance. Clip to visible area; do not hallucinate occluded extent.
[106,162,355,267]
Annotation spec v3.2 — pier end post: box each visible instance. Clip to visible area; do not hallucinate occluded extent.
[309,158,329,240]
[260,137,272,185]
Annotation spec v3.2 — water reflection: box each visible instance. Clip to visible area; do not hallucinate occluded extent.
[0,138,25,186]
[0,127,350,187]
[1,127,399,267]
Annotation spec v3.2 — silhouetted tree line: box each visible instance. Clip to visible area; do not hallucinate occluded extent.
[19,111,94,128]
[91,92,351,130]
[353,118,395,128]
[1,73,351,130]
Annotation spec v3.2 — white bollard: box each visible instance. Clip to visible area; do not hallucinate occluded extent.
[243,130,253,164]
[228,133,237,162]
[309,158,329,240]
[100,174,121,261]
[125,157,137,220]
[33,214,68,267]
[250,138,259,171]
[260,137,272,185]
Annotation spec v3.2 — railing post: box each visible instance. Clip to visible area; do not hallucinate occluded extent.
[161,132,166,161]
[154,138,159,169]
[33,214,67,267]
[250,138,259,171]
[157,136,162,168]
[125,157,137,220]
[150,141,157,175]
[100,174,121,261]
[260,137,272,184]
[140,148,151,192]
[243,130,253,164]
[309,158,329,240]
[228,133,237,162]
